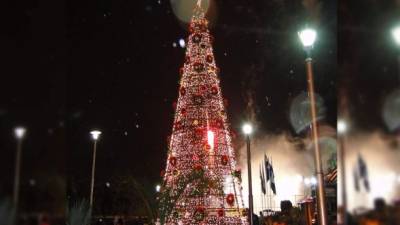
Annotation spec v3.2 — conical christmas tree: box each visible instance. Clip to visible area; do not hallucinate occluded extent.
[159,2,248,225]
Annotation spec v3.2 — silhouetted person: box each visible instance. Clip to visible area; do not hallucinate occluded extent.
[281,200,293,215]
[364,198,392,225]
[253,213,260,225]
[259,211,265,225]
[374,198,386,212]
[279,200,303,225]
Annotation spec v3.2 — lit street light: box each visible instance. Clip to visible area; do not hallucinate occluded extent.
[156,184,161,192]
[337,120,347,134]
[392,26,400,46]
[14,127,26,139]
[391,25,400,84]
[298,28,317,48]
[337,119,348,225]
[304,177,311,186]
[298,28,328,225]
[303,176,317,195]
[91,130,101,141]
[89,130,101,208]
[310,177,317,185]
[242,123,254,225]
[13,127,26,212]
[242,124,253,135]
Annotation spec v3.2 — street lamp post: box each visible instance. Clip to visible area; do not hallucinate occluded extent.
[337,120,348,225]
[391,25,400,145]
[89,130,101,208]
[13,127,26,213]
[242,123,253,225]
[298,28,328,225]
[392,25,400,83]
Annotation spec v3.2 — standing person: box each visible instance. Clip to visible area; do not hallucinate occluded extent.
[259,211,265,225]
[253,213,260,225]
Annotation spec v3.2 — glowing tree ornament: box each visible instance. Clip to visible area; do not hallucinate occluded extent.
[158,1,248,225]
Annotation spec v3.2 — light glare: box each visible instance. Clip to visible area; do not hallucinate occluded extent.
[337,120,347,134]
[156,184,161,192]
[90,130,102,140]
[179,38,186,48]
[295,175,303,182]
[14,127,26,139]
[207,130,214,149]
[310,177,317,185]
[242,123,253,135]
[392,26,400,46]
[298,28,317,47]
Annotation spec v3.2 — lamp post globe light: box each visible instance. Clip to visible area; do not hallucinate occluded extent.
[337,120,348,135]
[391,25,400,83]
[392,26,400,46]
[242,123,254,225]
[299,28,317,48]
[89,130,101,208]
[298,28,328,225]
[242,123,253,135]
[14,127,26,140]
[13,127,26,213]
[90,130,101,140]
[310,176,317,185]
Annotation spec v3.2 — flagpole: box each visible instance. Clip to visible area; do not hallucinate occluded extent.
[269,183,271,211]
[264,189,267,213]
[265,178,268,212]
[260,164,264,214]
[264,157,267,214]
[265,156,269,211]
[262,162,265,214]
[263,163,266,213]
[270,157,273,211]
[261,188,264,213]
[268,157,271,211]
[262,166,265,213]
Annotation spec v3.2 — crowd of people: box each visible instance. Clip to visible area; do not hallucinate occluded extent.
[13,198,400,225]
[345,198,400,225]
[256,201,306,225]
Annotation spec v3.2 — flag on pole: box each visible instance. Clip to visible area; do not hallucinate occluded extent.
[357,154,370,192]
[353,167,360,192]
[264,155,270,182]
[269,160,276,195]
[260,164,266,194]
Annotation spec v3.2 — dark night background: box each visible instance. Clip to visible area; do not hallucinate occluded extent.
[0,0,398,216]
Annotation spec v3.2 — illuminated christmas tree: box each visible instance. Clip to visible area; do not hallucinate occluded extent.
[158,1,248,225]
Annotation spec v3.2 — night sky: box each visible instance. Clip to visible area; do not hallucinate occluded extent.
[0,0,398,215]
